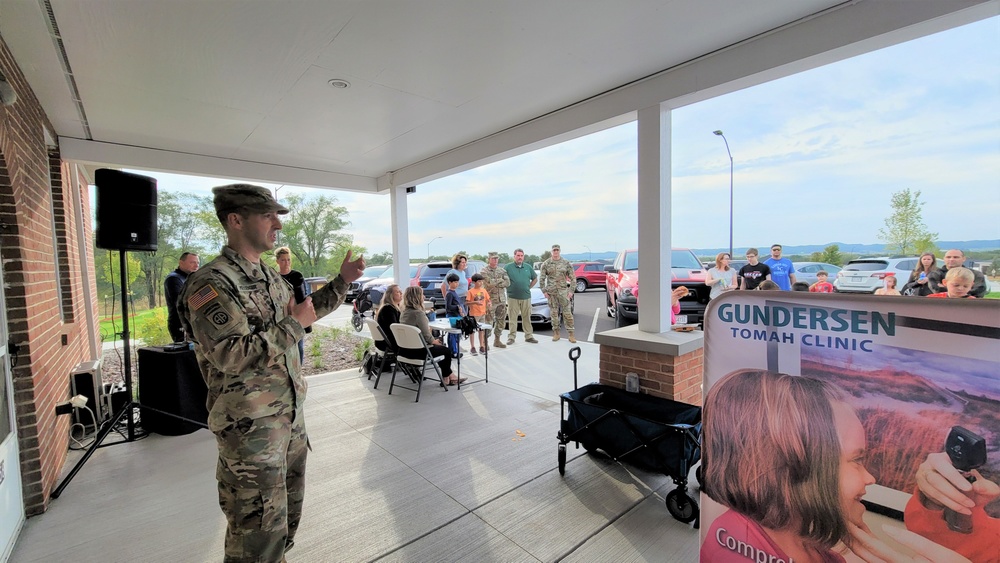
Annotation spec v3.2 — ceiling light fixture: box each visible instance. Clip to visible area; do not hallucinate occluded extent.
[327,79,351,89]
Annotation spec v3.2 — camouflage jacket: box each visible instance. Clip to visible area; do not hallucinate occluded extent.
[178,246,348,431]
[480,264,511,303]
[538,257,574,296]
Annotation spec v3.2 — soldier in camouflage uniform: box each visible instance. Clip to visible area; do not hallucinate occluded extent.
[538,244,576,343]
[178,184,364,563]
[480,251,511,348]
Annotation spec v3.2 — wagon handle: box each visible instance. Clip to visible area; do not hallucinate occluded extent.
[568,346,581,390]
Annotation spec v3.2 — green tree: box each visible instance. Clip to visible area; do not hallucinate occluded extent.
[280,194,356,277]
[368,251,392,265]
[820,244,843,266]
[329,236,367,278]
[94,247,143,315]
[877,189,937,256]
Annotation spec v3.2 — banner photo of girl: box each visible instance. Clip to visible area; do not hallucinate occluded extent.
[700,292,1000,562]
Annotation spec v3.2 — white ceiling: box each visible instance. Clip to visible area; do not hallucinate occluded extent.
[1,0,995,191]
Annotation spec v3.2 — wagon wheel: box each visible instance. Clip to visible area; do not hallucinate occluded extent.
[666,489,699,524]
[695,463,704,489]
[558,444,567,476]
[352,312,364,332]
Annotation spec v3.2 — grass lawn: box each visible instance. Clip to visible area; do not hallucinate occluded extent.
[987,292,999,299]
[99,307,164,342]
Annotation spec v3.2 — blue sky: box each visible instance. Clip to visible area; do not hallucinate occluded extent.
[131,16,999,258]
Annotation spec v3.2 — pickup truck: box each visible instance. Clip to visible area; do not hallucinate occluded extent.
[605,248,709,326]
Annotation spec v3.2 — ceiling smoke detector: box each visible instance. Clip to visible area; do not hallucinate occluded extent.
[327,79,351,89]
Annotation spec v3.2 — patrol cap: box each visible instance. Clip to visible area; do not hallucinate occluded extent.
[552,244,561,250]
[213,184,289,215]
[488,251,499,258]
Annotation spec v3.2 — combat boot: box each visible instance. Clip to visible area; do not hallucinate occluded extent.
[552,329,561,342]
[493,335,506,348]
[568,331,577,344]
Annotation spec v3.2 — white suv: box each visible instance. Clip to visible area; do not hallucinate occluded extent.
[833,257,924,294]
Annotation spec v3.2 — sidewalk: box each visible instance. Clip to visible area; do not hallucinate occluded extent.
[12,325,700,562]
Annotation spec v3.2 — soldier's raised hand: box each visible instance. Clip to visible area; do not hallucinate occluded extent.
[290,295,317,329]
[339,250,366,283]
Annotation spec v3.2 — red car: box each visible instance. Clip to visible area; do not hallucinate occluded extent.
[606,248,709,327]
[572,262,608,293]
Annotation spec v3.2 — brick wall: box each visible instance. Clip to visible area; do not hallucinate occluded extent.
[1,33,100,515]
[599,345,703,406]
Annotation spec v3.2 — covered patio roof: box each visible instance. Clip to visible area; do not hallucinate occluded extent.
[2,1,994,192]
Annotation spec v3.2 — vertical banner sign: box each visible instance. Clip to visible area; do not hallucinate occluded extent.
[700,292,1000,563]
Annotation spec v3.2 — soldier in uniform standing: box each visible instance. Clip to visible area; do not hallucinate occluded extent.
[538,244,576,343]
[178,184,364,563]
[480,251,511,349]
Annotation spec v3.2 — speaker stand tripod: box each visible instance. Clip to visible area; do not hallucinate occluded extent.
[52,250,207,499]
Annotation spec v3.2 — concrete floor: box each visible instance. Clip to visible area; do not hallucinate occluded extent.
[10,338,700,562]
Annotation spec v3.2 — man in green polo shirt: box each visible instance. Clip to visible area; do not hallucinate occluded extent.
[504,248,538,344]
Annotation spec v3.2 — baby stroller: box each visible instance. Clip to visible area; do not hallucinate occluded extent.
[352,285,384,332]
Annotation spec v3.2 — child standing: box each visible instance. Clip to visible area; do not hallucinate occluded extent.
[466,273,491,355]
[809,271,835,293]
[445,273,467,355]
[927,267,977,299]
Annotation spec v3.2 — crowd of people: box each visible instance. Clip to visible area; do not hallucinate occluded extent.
[159,182,993,563]
[704,244,989,300]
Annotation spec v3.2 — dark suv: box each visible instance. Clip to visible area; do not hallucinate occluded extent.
[605,248,709,326]
[416,260,487,314]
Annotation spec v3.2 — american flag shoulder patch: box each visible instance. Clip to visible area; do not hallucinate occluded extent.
[188,284,219,311]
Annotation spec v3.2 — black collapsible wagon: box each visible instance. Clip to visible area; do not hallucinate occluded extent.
[557,379,702,524]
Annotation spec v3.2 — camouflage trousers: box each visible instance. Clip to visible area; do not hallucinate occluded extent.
[215,407,308,563]
[547,291,574,331]
[485,302,507,341]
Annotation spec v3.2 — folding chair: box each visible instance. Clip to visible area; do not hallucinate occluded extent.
[363,319,397,389]
[388,323,448,402]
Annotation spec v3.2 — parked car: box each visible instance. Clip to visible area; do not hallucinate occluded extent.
[415,260,487,314]
[606,248,709,327]
[529,278,575,326]
[792,262,842,286]
[346,264,391,301]
[572,262,608,293]
[362,263,422,292]
[833,256,930,294]
[304,276,328,296]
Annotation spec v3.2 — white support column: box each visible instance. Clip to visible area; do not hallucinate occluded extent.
[388,185,410,284]
[636,104,671,334]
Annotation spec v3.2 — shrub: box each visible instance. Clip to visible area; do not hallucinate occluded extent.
[134,308,172,347]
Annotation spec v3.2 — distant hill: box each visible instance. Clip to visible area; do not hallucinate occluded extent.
[690,240,1000,257]
[562,240,1000,262]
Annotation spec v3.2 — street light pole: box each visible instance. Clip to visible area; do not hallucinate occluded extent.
[427,236,442,259]
[583,245,592,261]
[713,130,734,258]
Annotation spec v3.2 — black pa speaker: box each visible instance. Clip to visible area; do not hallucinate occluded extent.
[95,168,158,251]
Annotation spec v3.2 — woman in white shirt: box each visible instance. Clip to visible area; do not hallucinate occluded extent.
[706,252,738,300]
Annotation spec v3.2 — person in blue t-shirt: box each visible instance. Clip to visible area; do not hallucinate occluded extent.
[763,244,796,291]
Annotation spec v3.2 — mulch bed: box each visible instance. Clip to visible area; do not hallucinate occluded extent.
[99,327,370,385]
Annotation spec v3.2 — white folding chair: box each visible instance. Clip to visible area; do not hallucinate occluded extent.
[388,323,447,402]
[363,319,397,388]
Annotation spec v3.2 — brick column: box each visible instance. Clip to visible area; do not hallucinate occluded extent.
[595,327,704,406]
